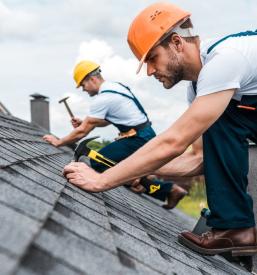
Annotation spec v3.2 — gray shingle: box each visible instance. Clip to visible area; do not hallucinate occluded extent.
[51,209,117,252]
[0,139,34,159]
[58,194,110,230]
[17,246,82,275]
[22,160,67,185]
[0,251,18,275]
[0,169,59,204]
[34,220,125,275]
[109,216,155,247]
[0,203,40,256]
[0,181,53,221]
[10,164,64,193]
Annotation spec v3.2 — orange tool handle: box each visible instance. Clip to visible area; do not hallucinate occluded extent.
[237,105,256,111]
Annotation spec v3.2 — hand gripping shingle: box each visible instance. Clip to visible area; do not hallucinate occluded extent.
[74,137,172,200]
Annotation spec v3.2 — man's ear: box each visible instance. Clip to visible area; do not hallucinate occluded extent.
[170,34,183,52]
[90,76,97,83]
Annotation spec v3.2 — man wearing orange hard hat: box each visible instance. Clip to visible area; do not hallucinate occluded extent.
[64,2,257,257]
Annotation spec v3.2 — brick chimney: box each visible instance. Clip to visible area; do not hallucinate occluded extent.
[30,93,50,131]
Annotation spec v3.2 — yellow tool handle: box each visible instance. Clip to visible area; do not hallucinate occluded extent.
[88,150,116,167]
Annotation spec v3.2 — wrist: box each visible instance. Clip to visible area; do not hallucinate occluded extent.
[56,139,63,147]
[97,173,111,192]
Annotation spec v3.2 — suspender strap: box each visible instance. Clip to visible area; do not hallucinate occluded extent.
[192,30,257,95]
[102,82,149,119]
[192,81,197,95]
[207,30,257,54]
[101,83,150,132]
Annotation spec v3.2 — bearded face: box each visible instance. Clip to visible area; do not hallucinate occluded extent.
[146,42,185,89]
[157,49,185,89]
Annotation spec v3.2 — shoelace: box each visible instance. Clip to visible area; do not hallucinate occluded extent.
[201,231,213,240]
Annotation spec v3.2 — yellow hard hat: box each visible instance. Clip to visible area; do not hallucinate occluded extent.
[73,60,100,88]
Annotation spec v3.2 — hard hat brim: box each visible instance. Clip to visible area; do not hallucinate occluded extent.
[136,53,147,74]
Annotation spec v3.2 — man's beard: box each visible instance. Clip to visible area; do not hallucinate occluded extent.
[164,62,184,88]
[158,51,184,89]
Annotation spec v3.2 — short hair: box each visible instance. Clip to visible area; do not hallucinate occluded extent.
[85,68,102,80]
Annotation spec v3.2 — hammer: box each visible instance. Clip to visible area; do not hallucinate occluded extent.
[74,136,115,167]
[59,96,74,118]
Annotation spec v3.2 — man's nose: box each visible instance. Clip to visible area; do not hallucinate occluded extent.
[147,63,156,76]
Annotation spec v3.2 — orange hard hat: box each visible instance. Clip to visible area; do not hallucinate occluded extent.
[127,2,191,73]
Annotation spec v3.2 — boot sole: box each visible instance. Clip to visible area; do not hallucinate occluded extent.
[178,234,257,256]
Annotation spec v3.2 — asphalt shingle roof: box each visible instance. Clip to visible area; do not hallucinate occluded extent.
[0,112,252,275]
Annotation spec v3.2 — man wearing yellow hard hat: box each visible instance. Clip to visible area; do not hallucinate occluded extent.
[64,2,257,257]
[43,60,188,208]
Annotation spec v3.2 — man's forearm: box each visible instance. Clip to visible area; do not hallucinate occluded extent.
[58,119,96,146]
[58,127,91,146]
[99,130,188,190]
[154,149,203,179]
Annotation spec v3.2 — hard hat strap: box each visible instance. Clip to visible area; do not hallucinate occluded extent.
[172,25,195,38]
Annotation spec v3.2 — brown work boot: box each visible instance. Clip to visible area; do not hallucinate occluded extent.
[178,227,257,256]
[162,184,188,209]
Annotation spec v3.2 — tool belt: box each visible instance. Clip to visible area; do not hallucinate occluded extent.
[116,128,137,140]
[116,121,151,140]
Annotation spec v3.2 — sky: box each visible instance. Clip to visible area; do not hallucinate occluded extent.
[0,0,257,140]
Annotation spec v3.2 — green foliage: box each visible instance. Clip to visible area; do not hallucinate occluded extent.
[87,139,111,151]
[176,180,208,218]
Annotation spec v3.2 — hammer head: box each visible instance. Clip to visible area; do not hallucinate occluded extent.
[74,136,100,161]
[59,96,70,104]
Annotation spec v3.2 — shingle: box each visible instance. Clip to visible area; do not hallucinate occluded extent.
[33,157,64,173]
[106,206,144,231]
[0,169,59,204]
[23,160,67,185]
[65,182,104,201]
[103,195,141,219]
[17,245,82,275]
[111,230,169,274]
[34,220,124,275]
[0,128,13,138]
[0,158,11,167]
[0,181,53,221]
[51,209,117,252]
[62,187,106,207]
[0,139,34,159]
[153,238,227,275]
[0,144,23,163]
[0,251,18,275]
[11,164,64,193]
[0,204,41,256]
[11,140,40,158]
[109,216,154,247]
[58,195,110,230]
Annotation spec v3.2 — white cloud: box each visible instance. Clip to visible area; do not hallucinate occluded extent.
[0,1,39,39]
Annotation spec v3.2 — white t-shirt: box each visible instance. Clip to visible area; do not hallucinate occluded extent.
[89,81,148,126]
[187,34,257,104]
